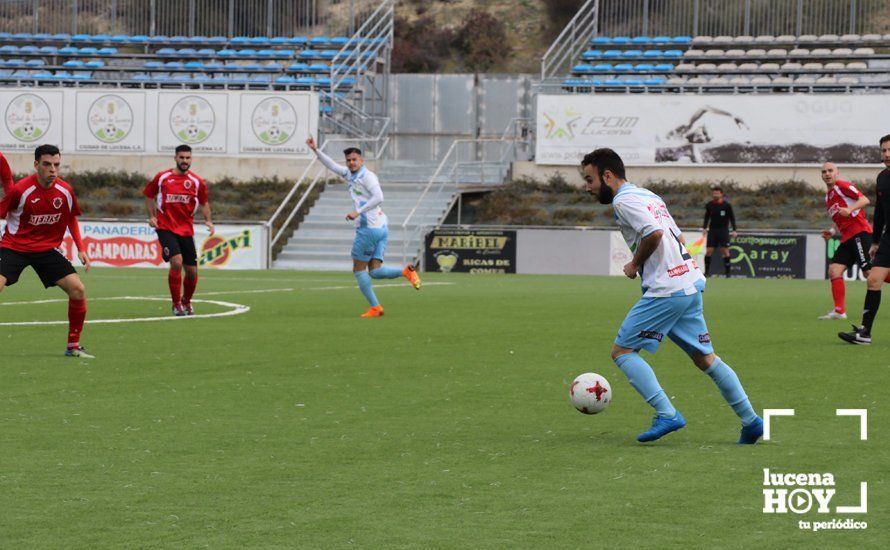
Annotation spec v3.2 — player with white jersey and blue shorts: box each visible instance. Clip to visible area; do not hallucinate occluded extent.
[307,137,421,318]
[581,148,763,443]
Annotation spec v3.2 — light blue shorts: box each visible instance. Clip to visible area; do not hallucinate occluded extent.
[615,281,714,357]
[351,227,388,262]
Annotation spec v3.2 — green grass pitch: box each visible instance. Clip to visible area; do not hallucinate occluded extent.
[1,268,887,547]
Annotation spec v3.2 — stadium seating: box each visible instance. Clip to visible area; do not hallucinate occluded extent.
[564,33,890,93]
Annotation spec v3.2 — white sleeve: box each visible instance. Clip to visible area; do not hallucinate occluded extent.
[357,172,384,214]
[315,149,350,179]
[614,198,660,238]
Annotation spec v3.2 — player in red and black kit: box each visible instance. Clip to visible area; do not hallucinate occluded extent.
[701,186,736,277]
[819,162,872,320]
[840,135,890,345]
[143,144,214,316]
[0,145,93,358]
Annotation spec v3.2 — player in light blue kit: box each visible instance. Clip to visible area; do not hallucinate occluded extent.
[581,148,763,443]
[307,137,421,317]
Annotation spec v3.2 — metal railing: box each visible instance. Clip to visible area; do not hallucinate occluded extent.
[399,118,532,262]
[266,130,390,261]
[0,0,383,37]
[541,0,599,81]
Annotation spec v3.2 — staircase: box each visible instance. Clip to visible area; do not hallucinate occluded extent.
[273,161,456,270]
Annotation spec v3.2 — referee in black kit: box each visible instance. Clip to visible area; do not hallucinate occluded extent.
[702,186,737,277]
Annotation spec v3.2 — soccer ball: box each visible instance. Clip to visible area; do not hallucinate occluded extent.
[569,372,612,415]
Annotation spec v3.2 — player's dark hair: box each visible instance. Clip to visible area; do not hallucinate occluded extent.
[880,134,890,146]
[34,144,60,160]
[343,147,362,157]
[175,144,192,154]
[581,148,626,180]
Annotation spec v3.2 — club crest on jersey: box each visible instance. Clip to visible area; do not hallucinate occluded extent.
[52,197,63,209]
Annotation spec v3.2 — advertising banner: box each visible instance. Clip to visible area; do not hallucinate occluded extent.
[424,228,516,273]
[825,235,867,281]
[728,234,807,278]
[44,221,267,270]
[239,93,314,155]
[536,94,889,165]
[0,90,64,151]
[157,92,228,153]
[75,91,147,152]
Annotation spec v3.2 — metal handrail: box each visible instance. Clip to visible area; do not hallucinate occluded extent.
[541,0,599,80]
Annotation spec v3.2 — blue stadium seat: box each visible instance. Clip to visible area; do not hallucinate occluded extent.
[672,36,693,44]
[72,33,90,42]
[663,49,684,58]
[643,49,663,58]
[25,59,45,67]
[0,45,18,54]
[111,34,129,43]
[633,63,654,72]
[236,49,257,57]
[184,61,204,70]
[308,62,328,72]
[631,36,651,45]
[572,63,593,73]
[20,45,39,54]
[157,48,177,57]
[143,61,163,69]
[622,49,643,58]
[603,49,622,59]
[33,33,52,41]
[644,76,667,85]
[58,46,78,55]
[310,36,330,47]
[276,75,296,84]
[196,48,215,57]
[130,35,150,44]
[85,60,104,69]
[581,50,603,60]
[611,36,632,45]
[63,60,85,68]
[78,47,98,55]
[249,36,271,46]
[613,63,634,72]
[592,63,612,72]
[652,36,672,45]
[218,49,237,58]
[653,63,674,72]
[91,34,110,43]
[97,47,117,55]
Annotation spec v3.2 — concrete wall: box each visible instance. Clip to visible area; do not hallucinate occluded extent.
[512,161,886,189]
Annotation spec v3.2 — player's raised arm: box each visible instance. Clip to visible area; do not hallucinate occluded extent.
[306,136,349,178]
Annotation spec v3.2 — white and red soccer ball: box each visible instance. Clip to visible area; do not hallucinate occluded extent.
[569,372,612,415]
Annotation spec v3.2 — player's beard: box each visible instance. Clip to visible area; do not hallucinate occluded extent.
[597,185,614,204]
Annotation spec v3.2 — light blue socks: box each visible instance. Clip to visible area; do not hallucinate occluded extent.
[614,353,677,418]
[369,266,402,279]
[704,357,758,426]
[354,271,379,306]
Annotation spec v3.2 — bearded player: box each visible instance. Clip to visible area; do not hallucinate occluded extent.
[0,145,93,358]
[581,148,762,443]
[144,145,214,316]
[819,162,872,320]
